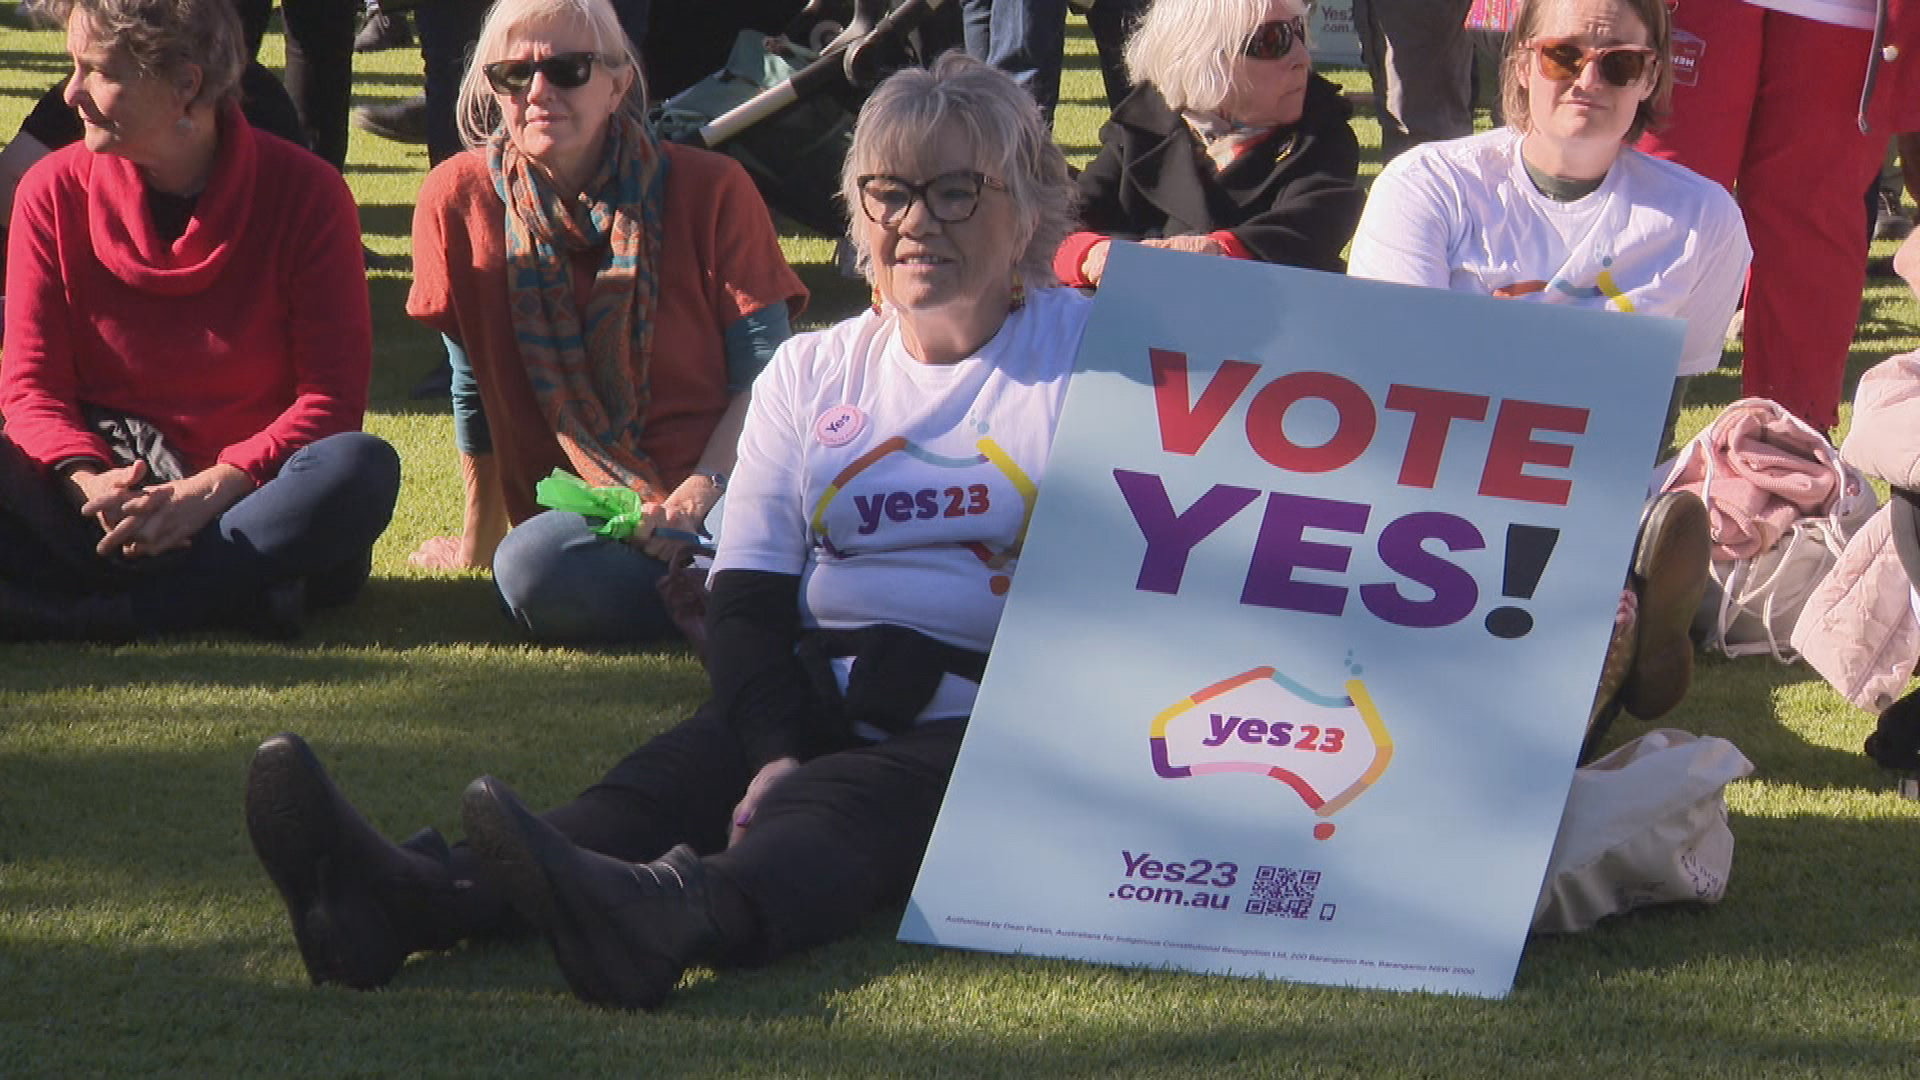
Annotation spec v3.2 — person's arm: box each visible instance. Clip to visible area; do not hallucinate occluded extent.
[460,451,509,564]
[706,567,825,848]
[1674,190,1752,376]
[0,133,49,227]
[706,568,832,766]
[1,151,117,470]
[635,400,739,560]
[407,450,509,570]
[1344,147,1463,289]
[88,461,253,558]
[1054,109,1138,288]
[212,145,371,485]
[636,300,792,560]
[1073,110,1133,238]
[1207,113,1366,273]
[705,335,828,768]
[1897,228,1920,300]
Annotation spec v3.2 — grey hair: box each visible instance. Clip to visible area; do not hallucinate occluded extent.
[455,0,645,151]
[31,0,244,111]
[1123,0,1311,113]
[839,51,1075,288]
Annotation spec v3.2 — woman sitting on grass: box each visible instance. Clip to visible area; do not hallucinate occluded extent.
[403,0,807,645]
[0,0,398,642]
[1347,0,1747,758]
[1054,0,1363,288]
[245,53,1087,1010]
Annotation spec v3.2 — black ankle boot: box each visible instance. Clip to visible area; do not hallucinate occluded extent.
[0,579,137,643]
[244,733,466,989]
[461,776,720,1010]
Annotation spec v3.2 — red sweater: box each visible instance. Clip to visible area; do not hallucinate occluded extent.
[1,106,371,485]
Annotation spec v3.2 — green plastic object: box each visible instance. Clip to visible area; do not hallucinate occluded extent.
[533,469,647,540]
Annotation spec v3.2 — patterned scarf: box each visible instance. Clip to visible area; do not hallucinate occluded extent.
[1180,108,1283,175]
[489,103,668,498]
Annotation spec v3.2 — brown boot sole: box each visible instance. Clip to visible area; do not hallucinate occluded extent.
[1618,492,1711,720]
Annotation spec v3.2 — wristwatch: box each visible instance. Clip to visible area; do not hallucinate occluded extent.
[692,468,727,494]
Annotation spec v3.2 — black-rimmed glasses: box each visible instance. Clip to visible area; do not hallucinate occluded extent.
[482,51,603,95]
[856,170,1007,226]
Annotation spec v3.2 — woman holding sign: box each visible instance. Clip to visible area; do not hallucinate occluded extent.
[403,0,807,645]
[245,54,1090,1009]
[1347,0,1746,754]
[1056,0,1365,287]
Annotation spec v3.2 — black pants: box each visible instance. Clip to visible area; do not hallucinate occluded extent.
[237,0,357,169]
[449,706,965,961]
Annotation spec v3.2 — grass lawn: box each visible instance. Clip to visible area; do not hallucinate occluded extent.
[5,16,1920,1080]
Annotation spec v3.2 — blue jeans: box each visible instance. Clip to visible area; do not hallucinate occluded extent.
[0,430,401,635]
[491,510,679,645]
[959,0,1067,122]
[144,432,400,630]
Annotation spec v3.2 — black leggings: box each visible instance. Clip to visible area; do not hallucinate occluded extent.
[451,706,965,962]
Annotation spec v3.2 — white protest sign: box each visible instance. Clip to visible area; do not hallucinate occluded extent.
[900,245,1683,998]
[1310,0,1364,68]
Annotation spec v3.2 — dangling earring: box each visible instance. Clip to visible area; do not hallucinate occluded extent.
[870,284,884,313]
[1008,271,1026,313]
[175,114,194,135]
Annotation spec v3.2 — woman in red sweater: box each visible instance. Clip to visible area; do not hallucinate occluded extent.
[0,0,399,641]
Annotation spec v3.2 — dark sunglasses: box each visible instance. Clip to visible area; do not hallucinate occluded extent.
[482,51,603,95]
[856,170,1006,226]
[1527,39,1656,87]
[1243,16,1307,60]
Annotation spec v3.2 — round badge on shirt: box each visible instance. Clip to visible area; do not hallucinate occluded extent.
[815,404,867,447]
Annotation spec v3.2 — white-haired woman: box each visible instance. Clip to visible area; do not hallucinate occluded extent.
[1349,0,1747,755]
[1056,0,1363,288]
[246,53,1090,1009]
[404,0,807,645]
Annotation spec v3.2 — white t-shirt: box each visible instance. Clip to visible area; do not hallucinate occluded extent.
[715,285,1092,722]
[1348,128,1751,377]
[1745,0,1875,30]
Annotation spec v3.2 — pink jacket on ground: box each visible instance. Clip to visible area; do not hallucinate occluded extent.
[1792,352,1920,710]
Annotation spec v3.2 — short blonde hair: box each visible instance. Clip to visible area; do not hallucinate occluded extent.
[33,0,244,110]
[1501,0,1672,141]
[1124,0,1311,113]
[839,52,1075,288]
[455,0,645,150]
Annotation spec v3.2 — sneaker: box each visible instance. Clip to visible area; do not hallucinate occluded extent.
[351,96,429,145]
[354,10,413,52]
[1617,491,1711,722]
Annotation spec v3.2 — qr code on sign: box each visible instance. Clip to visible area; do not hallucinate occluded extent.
[1245,865,1320,918]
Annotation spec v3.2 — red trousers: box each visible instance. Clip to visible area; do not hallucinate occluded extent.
[1636,0,1886,431]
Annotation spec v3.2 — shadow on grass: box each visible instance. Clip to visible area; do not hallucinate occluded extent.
[1591,650,1884,792]
[346,162,431,178]
[360,201,417,243]
[1,892,1915,1078]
